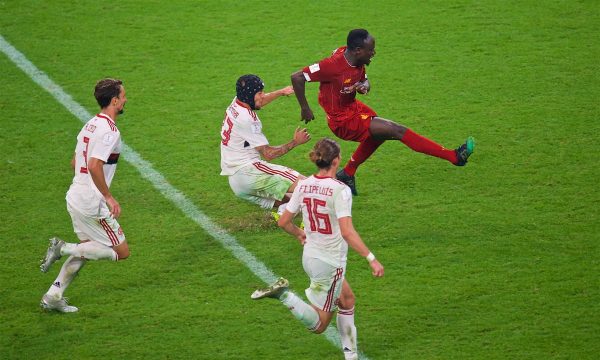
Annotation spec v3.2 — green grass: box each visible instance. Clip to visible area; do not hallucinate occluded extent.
[1,0,598,359]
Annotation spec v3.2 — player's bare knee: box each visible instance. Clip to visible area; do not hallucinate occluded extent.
[113,242,130,260]
[312,323,328,334]
[338,294,356,309]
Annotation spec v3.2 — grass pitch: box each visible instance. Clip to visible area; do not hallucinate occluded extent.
[1,1,598,359]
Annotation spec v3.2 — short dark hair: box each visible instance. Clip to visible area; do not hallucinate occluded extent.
[347,29,370,50]
[309,138,341,169]
[94,78,123,108]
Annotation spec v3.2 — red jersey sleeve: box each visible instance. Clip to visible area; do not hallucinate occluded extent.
[302,55,338,83]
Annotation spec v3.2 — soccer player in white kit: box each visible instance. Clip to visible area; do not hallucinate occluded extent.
[251,138,384,360]
[39,78,130,313]
[220,74,311,215]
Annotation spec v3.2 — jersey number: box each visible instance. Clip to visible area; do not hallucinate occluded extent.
[221,116,233,146]
[303,198,332,234]
[80,136,90,174]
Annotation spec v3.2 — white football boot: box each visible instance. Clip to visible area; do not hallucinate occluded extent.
[251,278,289,300]
[40,237,65,273]
[40,294,79,313]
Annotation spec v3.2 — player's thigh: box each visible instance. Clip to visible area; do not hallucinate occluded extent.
[302,256,346,312]
[67,202,126,247]
[229,162,299,208]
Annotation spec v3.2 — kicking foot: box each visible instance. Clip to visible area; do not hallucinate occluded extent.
[40,294,78,313]
[455,136,475,166]
[40,237,65,273]
[251,277,289,300]
[336,169,357,196]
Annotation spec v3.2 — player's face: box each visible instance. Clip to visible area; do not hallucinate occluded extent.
[358,36,376,66]
[253,90,265,110]
[115,86,127,115]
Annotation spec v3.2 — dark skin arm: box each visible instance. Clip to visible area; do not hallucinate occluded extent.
[291,70,315,123]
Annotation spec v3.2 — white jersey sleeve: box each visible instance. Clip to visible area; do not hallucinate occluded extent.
[333,186,353,219]
[90,130,120,162]
[286,184,303,215]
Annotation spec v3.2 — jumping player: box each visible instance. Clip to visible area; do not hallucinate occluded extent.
[291,28,475,195]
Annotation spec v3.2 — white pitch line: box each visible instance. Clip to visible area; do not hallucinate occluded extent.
[0,35,371,359]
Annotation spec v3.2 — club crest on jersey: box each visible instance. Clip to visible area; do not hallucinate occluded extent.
[85,124,97,133]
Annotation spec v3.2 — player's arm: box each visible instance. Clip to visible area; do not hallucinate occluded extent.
[339,217,384,277]
[278,210,306,245]
[88,157,121,218]
[291,70,315,123]
[255,86,294,109]
[255,127,311,161]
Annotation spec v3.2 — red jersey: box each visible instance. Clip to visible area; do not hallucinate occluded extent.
[302,46,367,119]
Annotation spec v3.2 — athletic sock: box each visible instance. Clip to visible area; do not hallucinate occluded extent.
[337,306,358,359]
[46,256,86,298]
[400,128,458,163]
[280,291,321,331]
[61,241,118,261]
[344,137,384,176]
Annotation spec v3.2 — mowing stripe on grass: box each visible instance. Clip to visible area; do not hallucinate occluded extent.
[0,34,368,359]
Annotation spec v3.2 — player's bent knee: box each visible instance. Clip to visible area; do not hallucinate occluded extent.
[113,242,130,260]
[312,323,328,334]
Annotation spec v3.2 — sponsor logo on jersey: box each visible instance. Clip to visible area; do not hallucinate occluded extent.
[309,63,320,73]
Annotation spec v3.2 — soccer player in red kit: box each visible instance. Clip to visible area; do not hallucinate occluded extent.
[291,28,475,195]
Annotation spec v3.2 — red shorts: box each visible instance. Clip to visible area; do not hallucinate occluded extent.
[326,100,377,142]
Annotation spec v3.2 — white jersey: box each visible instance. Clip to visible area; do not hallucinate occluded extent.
[66,113,121,216]
[287,175,353,267]
[220,97,269,176]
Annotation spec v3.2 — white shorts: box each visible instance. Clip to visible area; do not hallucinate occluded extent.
[67,201,125,247]
[228,161,299,209]
[302,255,346,312]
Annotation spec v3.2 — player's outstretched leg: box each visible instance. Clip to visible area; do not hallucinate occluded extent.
[454,136,475,166]
[251,278,322,332]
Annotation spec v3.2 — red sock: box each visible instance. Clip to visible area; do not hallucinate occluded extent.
[344,137,384,176]
[400,129,457,164]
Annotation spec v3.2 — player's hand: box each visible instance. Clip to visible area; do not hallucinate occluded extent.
[296,231,306,246]
[354,81,369,94]
[369,259,384,277]
[293,127,311,146]
[301,107,314,124]
[280,86,294,96]
[105,195,121,219]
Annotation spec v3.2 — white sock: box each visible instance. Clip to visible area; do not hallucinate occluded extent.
[46,256,86,298]
[337,306,358,359]
[277,203,287,216]
[280,291,321,331]
[61,241,118,261]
